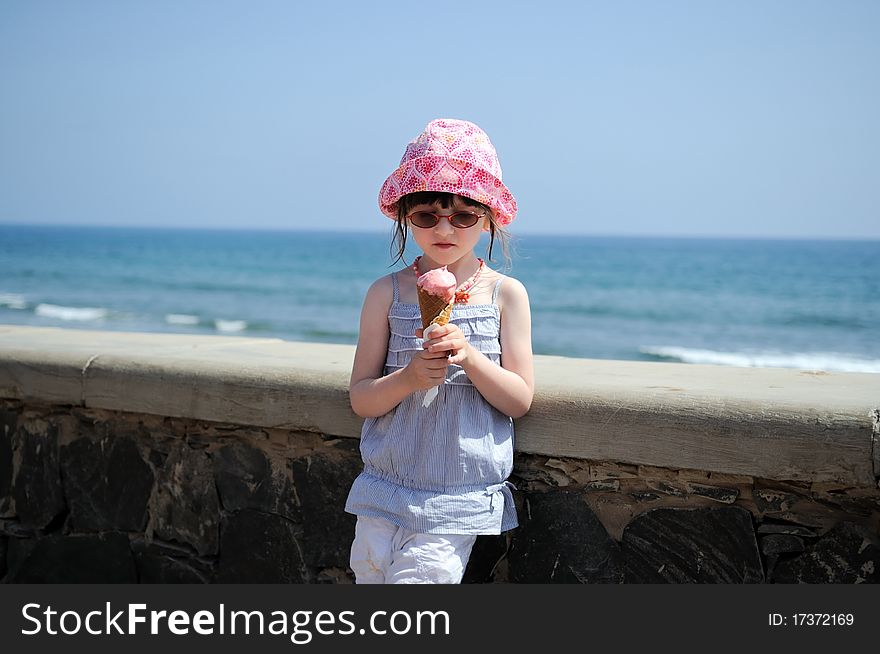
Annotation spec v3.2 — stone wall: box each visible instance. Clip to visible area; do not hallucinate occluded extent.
[2,401,878,583]
[0,325,878,583]
[1,403,360,583]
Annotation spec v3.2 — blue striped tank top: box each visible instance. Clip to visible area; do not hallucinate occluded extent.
[345,271,518,535]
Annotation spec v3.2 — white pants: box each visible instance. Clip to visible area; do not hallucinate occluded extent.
[350,516,478,584]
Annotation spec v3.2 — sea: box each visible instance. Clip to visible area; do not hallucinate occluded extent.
[1,225,878,374]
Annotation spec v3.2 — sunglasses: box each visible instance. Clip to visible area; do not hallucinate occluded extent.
[406,211,484,229]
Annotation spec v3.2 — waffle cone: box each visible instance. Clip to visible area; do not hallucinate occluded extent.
[417,287,454,329]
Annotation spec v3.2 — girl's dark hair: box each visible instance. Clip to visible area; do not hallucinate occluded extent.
[390,191,512,269]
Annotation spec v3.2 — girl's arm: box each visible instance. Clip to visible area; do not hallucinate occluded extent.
[349,275,450,418]
[424,278,535,418]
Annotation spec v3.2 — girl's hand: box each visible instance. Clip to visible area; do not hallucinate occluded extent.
[403,347,450,390]
[417,323,473,367]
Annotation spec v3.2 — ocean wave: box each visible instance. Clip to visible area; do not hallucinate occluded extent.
[165,313,201,325]
[215,319,247,333]
[535,303,680,322]
[0,293,27,310]
[777,313,867,330]
[639,346,880,373]
[35,303,108,322]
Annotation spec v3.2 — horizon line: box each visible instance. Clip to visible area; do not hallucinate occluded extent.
[1,221,878,242]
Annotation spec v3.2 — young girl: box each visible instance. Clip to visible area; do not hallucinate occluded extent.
[345,118,534,584]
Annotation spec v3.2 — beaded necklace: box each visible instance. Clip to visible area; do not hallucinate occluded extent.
[412,256,485,304]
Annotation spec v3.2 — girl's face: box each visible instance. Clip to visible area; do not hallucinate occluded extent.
[407,196,488,265]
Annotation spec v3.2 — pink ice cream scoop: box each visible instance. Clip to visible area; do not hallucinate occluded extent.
[416,266,457,302]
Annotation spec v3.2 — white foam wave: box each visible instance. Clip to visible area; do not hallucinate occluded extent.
[215,319,247,333]
[165,314,200,325]
[35,303,108,322]
[32,304,246,331]
[640,346,880,374]
[0,293,27,310]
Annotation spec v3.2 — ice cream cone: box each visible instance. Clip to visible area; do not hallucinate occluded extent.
[415,263,457,338]
[417,287,454,329]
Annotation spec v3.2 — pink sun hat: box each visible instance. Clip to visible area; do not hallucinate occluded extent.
[378,118,517,226]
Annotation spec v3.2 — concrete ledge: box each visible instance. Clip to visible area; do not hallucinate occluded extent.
[1,324,878,487]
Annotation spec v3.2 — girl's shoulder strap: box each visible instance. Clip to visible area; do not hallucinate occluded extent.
[390,270,400,303]
[491,275,506,304]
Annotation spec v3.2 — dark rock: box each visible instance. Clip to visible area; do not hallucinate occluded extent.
[772,521,879,583]
[213,442,300,520]
[622,506,764,583]
[630,492,662,502]
[151,443,220,556]
[315,567,354,584]
[754,488,800,513]
[130,537,212,583]
[5,536,37,575]
[761,534,806,580]
[647,480,686,496]
[0,407,16,517]
[13,420,66,530]
[148,449,167,469]
[685,483,739,504]
[463,535,509,583]
[289,453,360,570]
[0,518,43,538]
[130,536,197,557]
[8,532,137,583]
[61,436,154,532]
[586,480,619,491]
[71,411,105,440]
[815,494,876,517]
[760,534,805,557]
[508,491,624,583]
[216,509,308,583]
[0,535,7,580]
[757,522,816,537]
[135,552,211,583]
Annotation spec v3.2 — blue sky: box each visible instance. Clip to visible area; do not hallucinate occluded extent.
[1,0,877,238]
